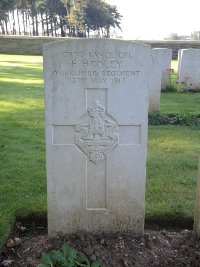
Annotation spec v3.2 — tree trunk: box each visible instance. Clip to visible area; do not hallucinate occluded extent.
[28,14,32,35]
[22,11,26,35]
[68,25,71,36]
[106,26,110,38]
[87,26,90,38]
[35,14,39,36]
[0,21,5,34]
[32,15,36,36]
[5,19,9,34]
[25,12,29,35]
[12,11,16,35]
[60,17,65,37]
[8,14,13,35]
[101,28,104,38]
[46,13,49,36]
[41,13,45,36]
[50,16,54,36]
[54,18,57,36]
[35,13,39,36]
[17,9,21,35]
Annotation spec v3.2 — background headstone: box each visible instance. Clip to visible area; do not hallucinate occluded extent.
[43,39,151,236]
[178,48,200,91]
[149,48,169,112]
[160,48,173,90]
[194,158,200,237]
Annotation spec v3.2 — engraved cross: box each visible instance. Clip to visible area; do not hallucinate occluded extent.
[52,88,141,210]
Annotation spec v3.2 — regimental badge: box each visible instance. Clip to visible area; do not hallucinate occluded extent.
[75,101,119,163]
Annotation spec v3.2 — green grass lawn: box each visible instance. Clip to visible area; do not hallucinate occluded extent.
[171,60,178,70]
[161,92,200,114]
[146,125,200,220]
[0,55,200,250]
[0,55,46,249]
[161,60,200,114]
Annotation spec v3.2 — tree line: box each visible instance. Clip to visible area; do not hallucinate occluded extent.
[0,0,122,38]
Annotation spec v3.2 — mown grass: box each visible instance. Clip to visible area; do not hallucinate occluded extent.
[161,59,200,114]
[146,125,200,220]
[171,60,178,71]
[160,60,200,114]
[160,92,200,114]
[0,55,200,250]
[0,54,46,249]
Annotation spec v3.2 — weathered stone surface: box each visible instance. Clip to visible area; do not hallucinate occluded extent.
[194,158,200,237]
[160,48,172,90]
[149,48,168,112]
[43,39,150,236]
[178,48,200,90]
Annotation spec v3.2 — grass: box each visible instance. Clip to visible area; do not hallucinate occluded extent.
[161,92,200,114]
[0,54,46,249]
[0,55,200,250]
[171,60,178,71]
[146,125,200,220]
[161,59,200,114]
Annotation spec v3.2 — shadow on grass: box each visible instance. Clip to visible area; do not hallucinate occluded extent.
[0,65,43,82]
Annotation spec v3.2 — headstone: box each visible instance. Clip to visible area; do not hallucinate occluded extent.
[149,48,169,112]
[160,48,172,91]
[194,158,200,237]
[177,49,182,76]
[178,48,200,91]
[43,39,150,236]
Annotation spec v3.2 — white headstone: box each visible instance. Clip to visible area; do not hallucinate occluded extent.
[177,49,182,76]
[178,48,200,91]
[43,39,150,236]
[160,48,172,90]
[149,48,168,112]
[194,158,200,237]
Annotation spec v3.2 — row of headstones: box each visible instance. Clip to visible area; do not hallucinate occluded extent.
[43,40,199,237]
[149,47,200,112]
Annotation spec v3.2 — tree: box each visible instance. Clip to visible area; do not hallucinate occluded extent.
[0,0,122,37]
[102,3,122,38]
[36,0,67,36]
[0,0,15,34]
[67,0,122,37]
[0,0,15,20]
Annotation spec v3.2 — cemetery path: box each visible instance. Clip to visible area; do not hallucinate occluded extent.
[1,222,200,267]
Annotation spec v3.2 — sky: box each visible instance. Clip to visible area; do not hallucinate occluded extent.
[107,0,200,40]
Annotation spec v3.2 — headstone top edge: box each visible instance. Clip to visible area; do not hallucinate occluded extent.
[42,38,151,51]
[179,48,200,52]
[151,48,172,51]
